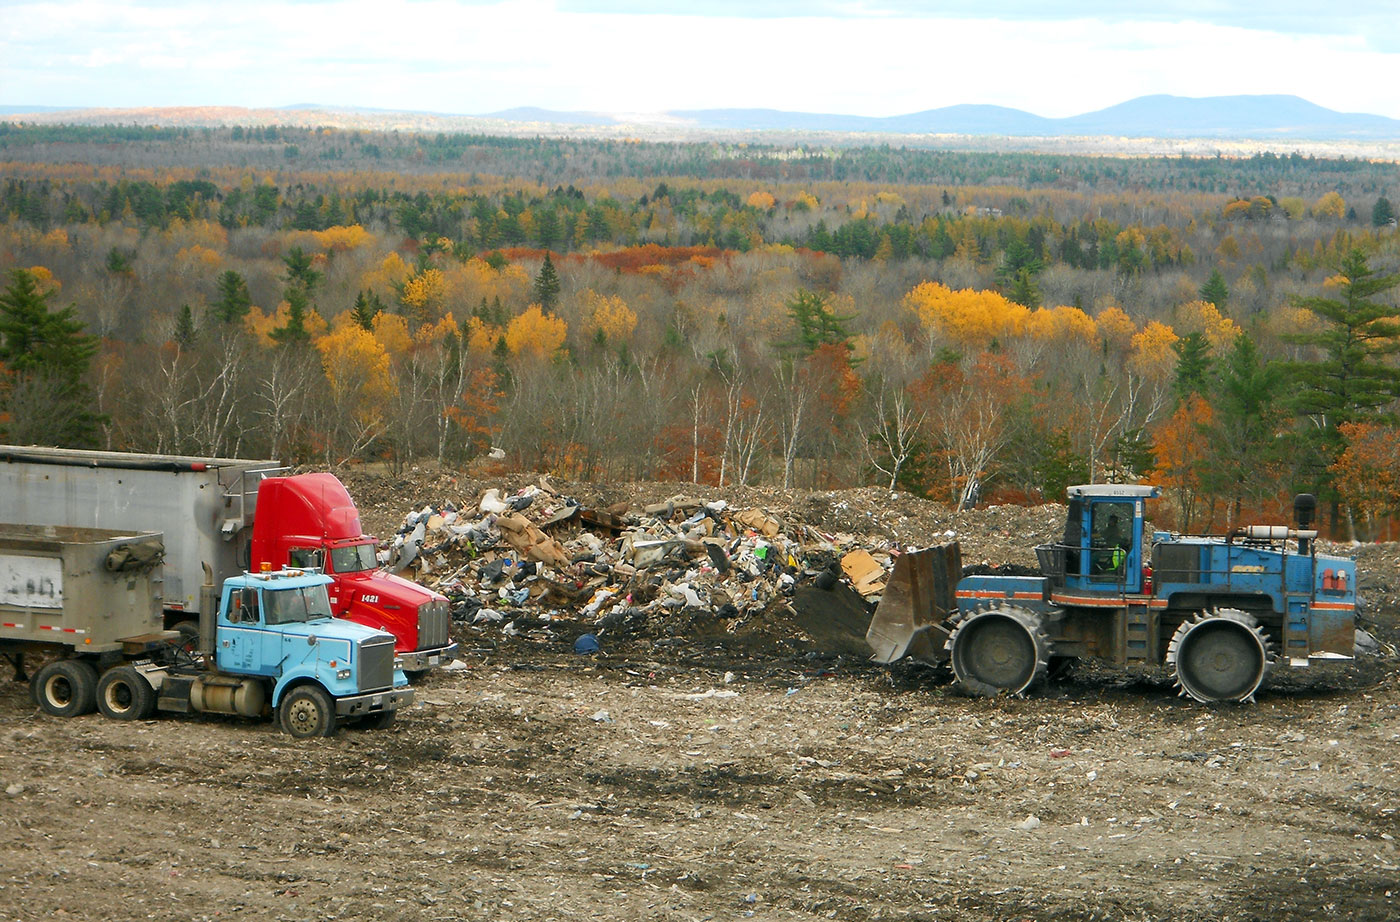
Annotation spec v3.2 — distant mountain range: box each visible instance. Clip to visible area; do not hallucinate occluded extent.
[485,95,1400,140]
[5,95,1399,142]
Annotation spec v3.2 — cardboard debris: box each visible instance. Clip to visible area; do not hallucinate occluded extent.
[841,549,887,596]
[735,508,783,538]
[497,513,570,568]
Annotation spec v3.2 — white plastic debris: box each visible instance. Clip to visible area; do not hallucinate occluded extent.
[479,489,509,514]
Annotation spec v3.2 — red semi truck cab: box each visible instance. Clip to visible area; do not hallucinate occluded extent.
[248,473,457,676]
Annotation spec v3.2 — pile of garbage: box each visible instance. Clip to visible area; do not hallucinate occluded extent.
[378,476,916,647]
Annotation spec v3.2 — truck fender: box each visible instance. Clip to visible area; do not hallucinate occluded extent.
[270,670,332,707]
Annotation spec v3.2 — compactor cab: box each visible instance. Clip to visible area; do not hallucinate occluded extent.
[1045,484,1156,595]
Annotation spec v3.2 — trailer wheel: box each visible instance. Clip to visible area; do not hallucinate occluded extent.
[31,659,99,717]
[278,686,337,738]
[95,666,157,720]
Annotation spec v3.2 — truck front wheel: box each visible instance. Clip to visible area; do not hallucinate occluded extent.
[96,666,157,720]
[278,686,336,738]
[32,659,99,717]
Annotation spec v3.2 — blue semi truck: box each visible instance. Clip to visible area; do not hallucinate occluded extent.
[3,524,412,737]
[867,485,1358,703]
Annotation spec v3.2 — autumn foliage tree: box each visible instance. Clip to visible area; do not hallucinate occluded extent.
[1151,393,1216,532]
[1331,421,1400,539]
[314,321,397,464]
[915,353,1031,508]
[505,304,568,358]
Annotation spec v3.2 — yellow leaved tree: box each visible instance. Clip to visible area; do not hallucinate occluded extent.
[400,268,447,323]
[314,322,397,464]
[465,316,503,355]
[905,281,1029,347]
[505,305,567,358]
[583,290,638,345]
[1175,300,1241,351]
[1128,321,1179,379]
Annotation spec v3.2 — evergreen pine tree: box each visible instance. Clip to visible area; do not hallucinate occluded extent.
[270,287,313,346]
[1171,332,1213,400]
[174,304,197,346]
[1372,196,1396,228]
[532,252,561,311]
[1286,248,1400,517]
[1199,268,1230,308]
[211,270,252,324]
[1202,333,1285,521]
[282,246,322,295]
[1288,248,1400,432]
[0,269,103,446]
[783,288,857,357]
[351,290,382,331]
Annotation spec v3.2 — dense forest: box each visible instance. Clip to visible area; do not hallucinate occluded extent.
[1,123,1398,537]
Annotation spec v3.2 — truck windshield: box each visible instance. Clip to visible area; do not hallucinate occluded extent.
[331,543,377,573]
[262,585,335,624]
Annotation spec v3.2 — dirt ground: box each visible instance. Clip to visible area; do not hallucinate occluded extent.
[3,475,1400,921]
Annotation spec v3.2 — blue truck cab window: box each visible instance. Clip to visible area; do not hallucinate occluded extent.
[263,584,335,625]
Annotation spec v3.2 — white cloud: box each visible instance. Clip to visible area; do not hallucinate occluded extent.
[1,0,1397,119]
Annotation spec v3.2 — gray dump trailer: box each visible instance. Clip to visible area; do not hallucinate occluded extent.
[0,524,167,713]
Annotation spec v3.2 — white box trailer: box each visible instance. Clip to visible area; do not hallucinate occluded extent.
[0,446,280,619]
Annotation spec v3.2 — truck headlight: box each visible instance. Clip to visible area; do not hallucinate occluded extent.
[394,656,404,670]
[336,669,351,680]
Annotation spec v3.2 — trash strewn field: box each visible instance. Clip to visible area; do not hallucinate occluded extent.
[3,469,1399,922]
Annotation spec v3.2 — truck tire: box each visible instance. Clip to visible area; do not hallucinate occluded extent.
[96,665,157,720]
[31,659,99,718]
[946,605,1050,697]
[173,621,199,652]
[1167,609,1271,703]
[278,685,337,739]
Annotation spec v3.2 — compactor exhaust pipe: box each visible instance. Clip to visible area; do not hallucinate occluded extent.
[1294,494,1316,554]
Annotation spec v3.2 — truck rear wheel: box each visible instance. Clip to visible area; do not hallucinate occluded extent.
[96,666,157,720]
[31,659,99,717]
[278,685,337,738]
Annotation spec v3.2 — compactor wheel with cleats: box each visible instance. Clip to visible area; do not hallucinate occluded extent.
[946,605,1051,696]
[1167,608,1272,703]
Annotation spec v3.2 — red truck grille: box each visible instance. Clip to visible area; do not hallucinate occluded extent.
[417,600,450,649]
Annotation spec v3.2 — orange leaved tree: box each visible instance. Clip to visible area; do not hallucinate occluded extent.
[1331,421,1400,540]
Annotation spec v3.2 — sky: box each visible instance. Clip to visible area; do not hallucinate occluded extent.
[3,0,1400,120]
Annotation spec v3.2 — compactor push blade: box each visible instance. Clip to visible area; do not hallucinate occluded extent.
[865,543,961,664]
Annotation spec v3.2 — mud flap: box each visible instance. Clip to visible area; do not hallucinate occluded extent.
[865,543,961,665]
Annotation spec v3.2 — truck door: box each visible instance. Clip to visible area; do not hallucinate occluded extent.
[218,588,262,674]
